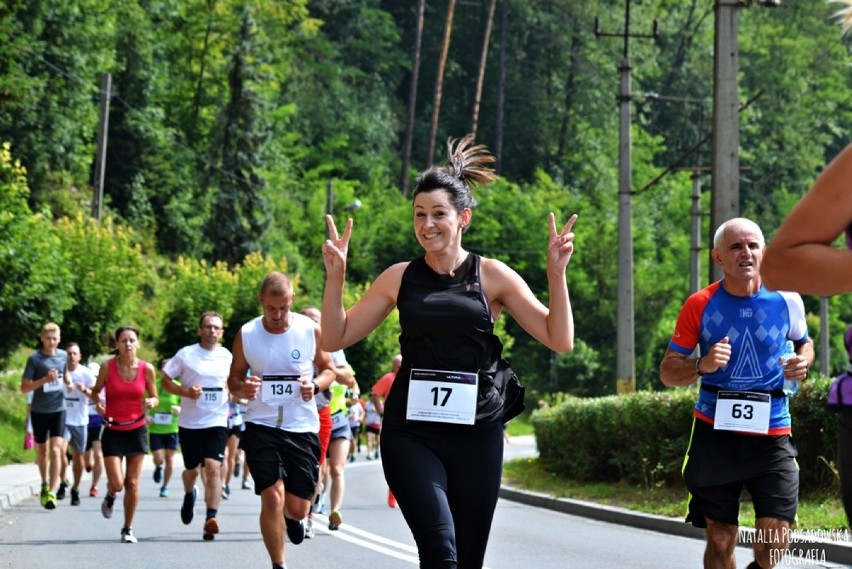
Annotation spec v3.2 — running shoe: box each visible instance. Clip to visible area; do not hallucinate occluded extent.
[328,510,342,531]
[233,462,241,478]
[285,517,305,545]
[202,517,219,541]
[181,487,197,524]
[120,527,137,543]
[241,479,252,490]
[221,484,230,500]
[43,492,57,510]
[70,489,80,506]
[85,463,92,473]
[101,494,115,518]
[305,514,315,539]
[89,486,98,498]
[159,486,169,498]
[39,483,49,507]
[153,465,162,484]
[387,489,396,509]
[57,480,68,500]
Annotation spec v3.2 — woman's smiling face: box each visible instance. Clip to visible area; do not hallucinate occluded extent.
[413,189,468,252]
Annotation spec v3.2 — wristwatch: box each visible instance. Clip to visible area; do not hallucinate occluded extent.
[311,379,321,393]
[695,356,706,377]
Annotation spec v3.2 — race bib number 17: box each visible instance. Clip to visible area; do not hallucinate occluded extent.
[406,368,478,425]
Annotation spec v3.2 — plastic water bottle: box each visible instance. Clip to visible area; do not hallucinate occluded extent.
[780,340,798,397]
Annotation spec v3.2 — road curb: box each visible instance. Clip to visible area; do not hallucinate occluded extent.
[500,485,852,568]
[0,482,38,511]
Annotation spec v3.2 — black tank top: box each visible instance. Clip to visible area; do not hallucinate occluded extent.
[383,253,503,425]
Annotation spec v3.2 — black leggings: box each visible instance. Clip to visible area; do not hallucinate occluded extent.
[381,419,504,569]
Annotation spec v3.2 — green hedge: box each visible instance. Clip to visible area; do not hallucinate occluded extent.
[532,377,839,494]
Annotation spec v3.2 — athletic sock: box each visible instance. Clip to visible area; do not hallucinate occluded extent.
[206,508,217,520]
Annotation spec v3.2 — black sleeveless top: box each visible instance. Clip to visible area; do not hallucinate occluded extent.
[382,253,504,425]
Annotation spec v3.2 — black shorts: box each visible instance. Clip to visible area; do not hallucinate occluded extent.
[179,426,227,469]
[149,431,179,452]
[684,418,799,528]
[102,425,149,458]
[86,425,103,451]
[241,422,320,500]
[30,410,66,444]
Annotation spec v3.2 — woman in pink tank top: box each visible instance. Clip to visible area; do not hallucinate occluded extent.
[90,325,158,544]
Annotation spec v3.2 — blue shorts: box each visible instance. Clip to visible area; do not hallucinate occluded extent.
[149,431,179,452]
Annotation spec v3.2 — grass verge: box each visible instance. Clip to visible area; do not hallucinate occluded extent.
[503,419,849,531]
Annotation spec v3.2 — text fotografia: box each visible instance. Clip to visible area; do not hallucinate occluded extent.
[770,547,825,566]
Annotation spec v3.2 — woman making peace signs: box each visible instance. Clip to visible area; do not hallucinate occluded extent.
[321,134,577,569]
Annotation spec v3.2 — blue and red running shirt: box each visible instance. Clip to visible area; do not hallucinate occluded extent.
[667,280,809,435]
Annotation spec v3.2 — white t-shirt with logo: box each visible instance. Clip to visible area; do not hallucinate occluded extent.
[241,314,320,433]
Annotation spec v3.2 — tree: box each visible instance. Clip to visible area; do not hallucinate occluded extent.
[54,214,150,361]
[104,2,203,257]
[205,8,271,266]
[0,143,74,364]
[470,0,497,139]
[0,0,115,213]
[156,256,238,360]
[400,0,426,196]
[425,0,456,166]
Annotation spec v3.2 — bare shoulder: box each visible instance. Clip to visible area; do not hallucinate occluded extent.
[383,261,410,279]
[479,256,522,289]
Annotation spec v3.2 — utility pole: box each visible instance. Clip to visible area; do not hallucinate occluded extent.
[91,73,111,221]
[595,1,657,394]
[710,1,739,281]
[710,0,781,279]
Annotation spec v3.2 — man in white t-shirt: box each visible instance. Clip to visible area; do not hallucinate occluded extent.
[161,311,233,541]
[59,342,96,506]
[227,272,336,569]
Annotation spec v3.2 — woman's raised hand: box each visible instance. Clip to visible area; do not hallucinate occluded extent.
[547,212,578,272]
[323,215,353,277]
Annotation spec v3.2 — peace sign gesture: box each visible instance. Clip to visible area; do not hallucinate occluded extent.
[323,214,353,278]
[547,212,578,273]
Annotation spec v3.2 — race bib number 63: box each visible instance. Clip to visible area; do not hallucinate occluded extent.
[714,391,771,434]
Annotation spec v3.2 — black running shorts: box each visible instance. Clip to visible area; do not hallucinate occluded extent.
[684,418,799,528]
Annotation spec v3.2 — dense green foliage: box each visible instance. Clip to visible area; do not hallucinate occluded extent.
[0,1,851,396]
[532,377,841,494]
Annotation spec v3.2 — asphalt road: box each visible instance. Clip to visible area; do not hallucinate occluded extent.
[0,439,846,568]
